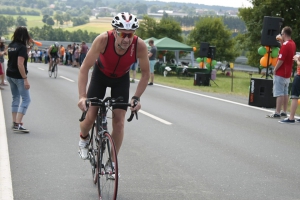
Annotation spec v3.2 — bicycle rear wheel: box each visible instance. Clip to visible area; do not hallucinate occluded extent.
[98,132,118,200]
[89,123,98,184]
[54,64,58,78]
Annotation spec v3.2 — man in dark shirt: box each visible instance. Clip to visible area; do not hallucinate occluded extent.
[148,39,157,85]
[79,41,88,67]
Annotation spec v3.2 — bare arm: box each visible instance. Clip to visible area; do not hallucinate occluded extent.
[134,38,150,98]
[48,47,52,57]
[78,33,107,111]
[274,60,284,73]
[18,56,30,90]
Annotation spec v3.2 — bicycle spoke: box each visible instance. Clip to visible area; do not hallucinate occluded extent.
[98,133,118,200]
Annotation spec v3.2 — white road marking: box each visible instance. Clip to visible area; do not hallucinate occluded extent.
[152,83,273,113]
[60,76,75,82]
[38,68,45,70]
[139,110,172,125]
[0,92,14,200]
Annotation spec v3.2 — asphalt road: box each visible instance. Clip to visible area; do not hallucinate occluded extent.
[1,62,300,200]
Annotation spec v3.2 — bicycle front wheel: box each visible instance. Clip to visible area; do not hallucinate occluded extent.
[98,132,118,200]
[48,66,52,77]
[89,123,98,184]
[54,64,58,78]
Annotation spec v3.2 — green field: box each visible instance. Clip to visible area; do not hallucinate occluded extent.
[63,22,112,34]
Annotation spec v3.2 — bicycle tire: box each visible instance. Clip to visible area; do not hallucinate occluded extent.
[54,64,58,78]
[97,132,118,200]
[89,122,98,184]
[48,65,52,77]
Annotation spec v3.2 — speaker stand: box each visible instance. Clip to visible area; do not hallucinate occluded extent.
[208,61,218,87]
[264,46,273,79]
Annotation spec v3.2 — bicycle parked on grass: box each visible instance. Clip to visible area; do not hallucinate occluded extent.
[48,57,58,78]
[79,96,138,200]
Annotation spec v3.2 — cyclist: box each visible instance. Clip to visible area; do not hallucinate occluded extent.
[48,42,60,71]
[77,12,150,171]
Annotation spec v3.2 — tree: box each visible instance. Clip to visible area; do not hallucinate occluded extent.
[63,13,71,25]
[46,17,55,26]
[155,16,182,42]
[188,17,238,62]
[53,13,63,26]
[42,15,49,23]
[16,15,27,26]
[41,7,53,16]
[135,15,157,39]
[239,0,300,67]
[133,3,147,15]
[37,0,48,9]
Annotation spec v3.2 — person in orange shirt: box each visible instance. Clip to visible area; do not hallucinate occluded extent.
[60,45,65,65]
[279,55,300,124]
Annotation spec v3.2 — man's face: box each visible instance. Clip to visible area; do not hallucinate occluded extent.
[115,29,135,50]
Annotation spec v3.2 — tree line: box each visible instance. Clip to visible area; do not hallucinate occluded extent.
[29,25,98,43]
[0,7,40,16]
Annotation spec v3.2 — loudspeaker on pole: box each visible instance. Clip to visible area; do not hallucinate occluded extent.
[199,42,210,57]
[261,16,284,47]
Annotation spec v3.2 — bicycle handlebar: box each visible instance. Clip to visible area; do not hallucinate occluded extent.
[79,97,138,122]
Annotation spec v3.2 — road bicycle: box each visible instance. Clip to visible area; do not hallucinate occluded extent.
[79,96,138,200]
[48,57,58,78]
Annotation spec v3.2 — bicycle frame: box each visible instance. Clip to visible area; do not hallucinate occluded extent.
[79,96,138,200]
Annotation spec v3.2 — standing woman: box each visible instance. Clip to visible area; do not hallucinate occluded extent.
[0,37,8,86]
[6,27,32,133]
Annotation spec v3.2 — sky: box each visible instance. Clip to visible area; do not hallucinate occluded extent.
[156,0,252,8]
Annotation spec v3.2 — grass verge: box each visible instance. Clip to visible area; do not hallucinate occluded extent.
[135,70,300,116]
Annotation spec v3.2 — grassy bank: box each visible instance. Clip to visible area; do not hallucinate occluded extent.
[135,70,300,115]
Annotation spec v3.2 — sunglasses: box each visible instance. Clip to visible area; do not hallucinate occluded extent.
[116,30,135,39]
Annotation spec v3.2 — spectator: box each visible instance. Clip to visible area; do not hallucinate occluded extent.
[39,49,43,63]
[0,62,3,89]
[130,60,138,83]
[60,45,65,65]
[148,39,157,85]
[44,48,49,64]
[30,50,34,62]
[267,26,296,118]
[0,37,8,86]
[79,41,88,67]
[279,55,300,123]
[6,26,32,133]
[73,45,80,67]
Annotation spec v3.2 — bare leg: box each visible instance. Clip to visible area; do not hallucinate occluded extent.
[79,106,98,137]
[289,99,298,120]
[150,73,154,83]
[16,113,24,124]
[12,112,17,123]
[110,109,126,155]
[283,95,289,113]
[49,59,52,71]
[275,96,284,114]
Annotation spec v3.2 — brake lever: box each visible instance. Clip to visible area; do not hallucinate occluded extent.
[79,99,90,122]
[127,100,139,122]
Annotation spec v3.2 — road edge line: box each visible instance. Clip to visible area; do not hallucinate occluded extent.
[0,91,14,200]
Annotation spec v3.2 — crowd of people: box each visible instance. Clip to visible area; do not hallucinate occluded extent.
[28,42,89,68]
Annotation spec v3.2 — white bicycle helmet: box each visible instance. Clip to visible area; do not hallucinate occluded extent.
[54,42,59,47]
[111,12,139,30]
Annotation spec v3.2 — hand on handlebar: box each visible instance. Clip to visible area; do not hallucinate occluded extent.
[130,98,140,112]
[78,97,88,112]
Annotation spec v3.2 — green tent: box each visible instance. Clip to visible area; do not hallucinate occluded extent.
[145,37,193,51]
[144,37,194,66]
